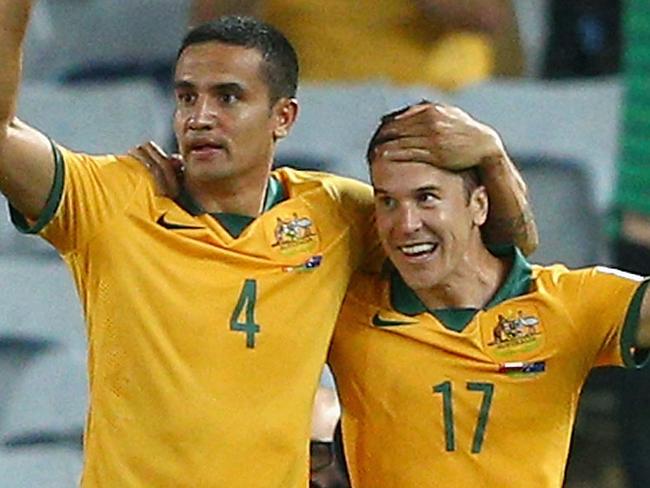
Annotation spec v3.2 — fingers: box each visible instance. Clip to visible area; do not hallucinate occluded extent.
[129,141,182,198]
[127,144,150,167]
[372,135,441,166]
[373,136,437,154]
[387,102,473,131]
[144,141,184,173]
[393,101,446,120]
[377,148,441,165]
[372,132,477,170]
[393,102,432,120]
[372,102,503,171]
[143,142,182,198]
[380,104,451,139]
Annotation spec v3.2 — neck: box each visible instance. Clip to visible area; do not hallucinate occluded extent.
[185,167,273,217]
[415,245,509,310]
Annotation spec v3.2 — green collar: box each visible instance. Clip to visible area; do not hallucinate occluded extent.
[390,246,532,332]
[176,176,286,238]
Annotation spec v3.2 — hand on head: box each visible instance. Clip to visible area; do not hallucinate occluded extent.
[369,101,505,170]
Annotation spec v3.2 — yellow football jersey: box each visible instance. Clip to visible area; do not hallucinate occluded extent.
[11,144,377,487]
[329,248,648,488]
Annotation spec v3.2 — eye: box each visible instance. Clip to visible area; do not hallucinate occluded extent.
[375,195,397,211]
[417,191,439,207]
[176,92,196,105]
[220,93,239,105]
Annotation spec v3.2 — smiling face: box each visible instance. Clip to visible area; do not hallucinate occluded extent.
[372,160,488,293]
[173,41,296,185]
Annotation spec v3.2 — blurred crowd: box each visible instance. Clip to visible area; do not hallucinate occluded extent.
[190,0,621,87]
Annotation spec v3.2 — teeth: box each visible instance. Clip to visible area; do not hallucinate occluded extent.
[400,243,436,255]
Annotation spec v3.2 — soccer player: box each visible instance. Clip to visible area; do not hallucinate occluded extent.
[0,4,536,487]
[327,104,650,488]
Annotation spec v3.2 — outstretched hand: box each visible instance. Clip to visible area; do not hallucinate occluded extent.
[129,141,184,198]
[371,102,506,170]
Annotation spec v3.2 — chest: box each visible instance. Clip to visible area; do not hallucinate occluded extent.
[336,297,591,403]
[77,200,356,363]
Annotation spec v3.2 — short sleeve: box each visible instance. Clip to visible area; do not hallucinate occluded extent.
[10,143,150,255]
[557,266,649,368]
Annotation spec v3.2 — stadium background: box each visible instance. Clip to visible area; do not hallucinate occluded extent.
[0,1,639,486]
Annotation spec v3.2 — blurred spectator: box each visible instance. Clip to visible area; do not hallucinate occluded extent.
[190,0,261,23]
[191,0,523,90]
[542,0,622,78]
[23,0,188,88]
[612,1,650,487]
[310,386,350,488]
[492,1,526,78]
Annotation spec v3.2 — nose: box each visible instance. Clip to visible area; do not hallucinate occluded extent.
[187,96,216,131]
[395,204,423,234]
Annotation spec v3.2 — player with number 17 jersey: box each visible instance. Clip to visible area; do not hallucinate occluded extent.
[329,247,649,488]
[10,143,379,488]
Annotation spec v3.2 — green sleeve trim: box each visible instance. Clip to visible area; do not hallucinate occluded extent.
[621,279,650,369]
[9,140,65,235]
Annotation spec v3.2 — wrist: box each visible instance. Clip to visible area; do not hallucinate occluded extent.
[478,151,508,173]
[476,129,506,166]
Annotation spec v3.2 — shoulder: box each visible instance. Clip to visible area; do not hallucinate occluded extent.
[273,167,373,204]
[58,145,148,173]
[531,262,572,287]
[532,262,645,293]
[57,145,154,189]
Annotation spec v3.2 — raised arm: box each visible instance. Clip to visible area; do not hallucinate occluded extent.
[371,102,539,255]
[0,0,56,221]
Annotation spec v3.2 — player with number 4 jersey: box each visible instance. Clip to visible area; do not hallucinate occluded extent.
[11,145,377,486]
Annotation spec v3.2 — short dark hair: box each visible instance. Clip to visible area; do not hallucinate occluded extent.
[177,16,299,104]
[367,101,481,202]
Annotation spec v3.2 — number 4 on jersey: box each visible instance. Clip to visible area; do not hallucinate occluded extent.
[230,279,261,349]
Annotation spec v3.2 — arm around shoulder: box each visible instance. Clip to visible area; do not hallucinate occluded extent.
[332,176,384,272]
[479,152,539,256]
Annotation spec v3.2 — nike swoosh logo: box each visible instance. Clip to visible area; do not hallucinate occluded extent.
[156,214,203,231]
[371,312,416,327]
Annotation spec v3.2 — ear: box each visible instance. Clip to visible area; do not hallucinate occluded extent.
[469,185,489,227]
[271,97,299,141]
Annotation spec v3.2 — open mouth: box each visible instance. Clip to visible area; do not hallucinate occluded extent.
[398,242,439,259]
[191,143,224,152]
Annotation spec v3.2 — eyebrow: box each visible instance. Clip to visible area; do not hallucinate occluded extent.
[374,184,441,194]
[173,81,245,93]
[414,185,442,193]
[174,80,194,91]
